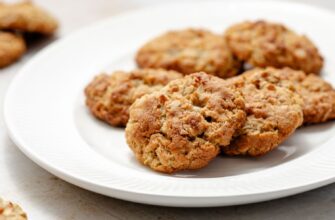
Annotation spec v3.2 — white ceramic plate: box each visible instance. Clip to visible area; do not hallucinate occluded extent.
[4,1,335,207]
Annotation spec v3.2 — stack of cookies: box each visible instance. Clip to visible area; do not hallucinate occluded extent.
[85,20,335,173]
[0,2,58,68]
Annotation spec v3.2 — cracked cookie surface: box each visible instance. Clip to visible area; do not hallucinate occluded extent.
[136,29,241,78]
[224,20,323,74]
[243,67,335,124]
[85,68,182,127]
[126,72,246,173]
[224,69,303,156]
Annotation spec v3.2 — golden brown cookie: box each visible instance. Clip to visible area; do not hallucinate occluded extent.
[224,20,323,74]
[0,31,26,68]
[0,2,58,35]
[223,70,304,157]
[0,198,27,220]
[85,68,183,127]
[126,72,246,173]
[136,29,241,78]
[242,67,335,124]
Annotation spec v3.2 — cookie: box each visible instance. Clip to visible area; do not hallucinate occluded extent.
[126,72,246,173]
[243,67,335,124]
[0,31,26,68]
[223,70,304,156]
[85,68,183,127]
[0,198,27,220]
[136,29,241,78]
[0,2,58,35]
[224,20,323,74]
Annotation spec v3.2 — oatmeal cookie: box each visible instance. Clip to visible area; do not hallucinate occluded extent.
[85,68,183,127]
[136,29,241,78]
[126,72,246,173]
[223,70,304,156]
[0,31,26,68]
[243,67,335,124]
[0,198,27,220]
[224,20,323,74]
[0,2,58,35]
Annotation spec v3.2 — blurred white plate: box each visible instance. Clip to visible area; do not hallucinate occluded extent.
[4,1,335,207]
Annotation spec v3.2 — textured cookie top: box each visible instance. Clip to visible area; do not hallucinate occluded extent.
[244,67,335,124]
[85,68,183,127]
[224,70,303,156]
[0,2,58,35]
[0,198,27,220]
[126,72,246,173]
[0,31,26,68]
[136,29,241,78]
[224,20,323,74]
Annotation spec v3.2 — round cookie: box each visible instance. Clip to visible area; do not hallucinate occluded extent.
[300,74,335,123]
[85,68,183,127]
[243,67,335,124]
[136,29,242,78]
[0,31,26,68]
[0,198,27,220]
[0,2,58,35]
[223,70,304,157]
[224,20,323,74]
[126,72,246,173]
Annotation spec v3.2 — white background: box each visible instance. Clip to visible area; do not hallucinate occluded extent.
[0,0,334,219]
